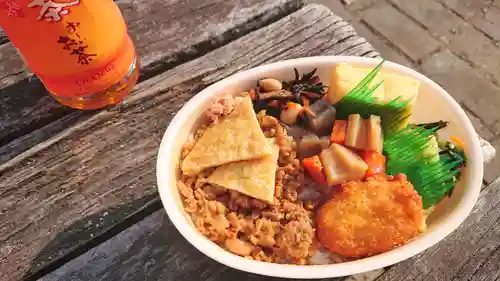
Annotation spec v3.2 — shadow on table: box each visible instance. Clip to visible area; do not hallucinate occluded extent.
[24,197,343,281]
[0,77,73,148]
[21,193,161,281]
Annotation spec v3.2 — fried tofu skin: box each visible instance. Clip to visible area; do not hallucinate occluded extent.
[317,174,425,258]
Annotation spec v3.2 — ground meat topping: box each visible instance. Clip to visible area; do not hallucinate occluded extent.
[249,218,278,247]
[277,219,316,260]
[178,112,320,264]
[205,94,240,123]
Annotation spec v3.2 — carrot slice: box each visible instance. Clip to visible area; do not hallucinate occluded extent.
[330,120,348,145]
[450,136,465,150]
[303,155,328,185]
[301,96,310,106]
[301,97,316,118]
[362,151,386,177]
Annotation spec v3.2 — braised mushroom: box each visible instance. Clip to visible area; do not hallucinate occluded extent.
[306,99,337,136]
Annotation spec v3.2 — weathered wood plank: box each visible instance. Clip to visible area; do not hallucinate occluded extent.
[33,147,496,281]
[374,181,500,281]
[0,0,304,155]
[0,1,375,166]
[0,0,304,88]
[38,211,337,281]
[38,177,500,281]
[0,5,377,281]
[455,240,500,281]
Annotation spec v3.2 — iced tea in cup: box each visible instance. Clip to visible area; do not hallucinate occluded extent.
[0,0,140,109]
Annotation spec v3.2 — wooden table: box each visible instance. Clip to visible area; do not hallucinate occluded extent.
[0,2,498,281]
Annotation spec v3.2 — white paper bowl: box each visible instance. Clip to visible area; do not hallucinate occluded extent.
[156,56,483,279]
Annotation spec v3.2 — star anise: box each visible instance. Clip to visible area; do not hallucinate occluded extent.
[282,68,328,103]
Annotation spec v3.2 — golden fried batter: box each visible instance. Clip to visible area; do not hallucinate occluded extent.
[317,174,425,258]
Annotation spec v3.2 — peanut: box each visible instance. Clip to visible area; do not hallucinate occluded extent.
[259,78,283,92]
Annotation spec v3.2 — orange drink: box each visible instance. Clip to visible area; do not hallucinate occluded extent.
[0,0,140,109]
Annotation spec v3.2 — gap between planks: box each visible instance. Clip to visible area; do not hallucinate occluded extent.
[0,0,305,155]
[0,5,377,281]
[38,176,500,281]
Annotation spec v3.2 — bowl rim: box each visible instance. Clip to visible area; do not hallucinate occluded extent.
[156,56,483,279]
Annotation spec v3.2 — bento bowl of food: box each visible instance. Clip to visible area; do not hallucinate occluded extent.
[156,56,483,279]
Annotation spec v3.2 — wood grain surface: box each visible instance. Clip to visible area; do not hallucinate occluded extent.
[376,180,500,281]
[0,0,304,158]
[39,179,500,281]
[0,4,377,281]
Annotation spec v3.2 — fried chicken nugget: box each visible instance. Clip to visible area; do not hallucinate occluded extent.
[317,174,425,258]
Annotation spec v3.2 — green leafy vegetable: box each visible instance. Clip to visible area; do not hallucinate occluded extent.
[334,61,466,208]
[439,140,468,166]
[384,126,465,208]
